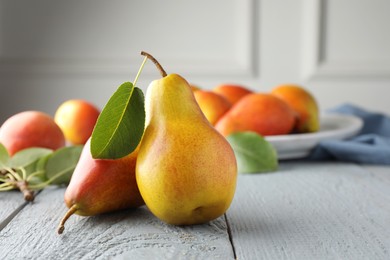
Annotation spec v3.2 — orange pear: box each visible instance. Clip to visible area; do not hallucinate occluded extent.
[194,90,232,125]
[215,93,297,136]
[212,84,252,105]
[271,84,319,133]
[54,99,100,145]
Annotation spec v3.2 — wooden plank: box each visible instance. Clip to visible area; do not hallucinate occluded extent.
[0,191,28,229]
[0,187,234,259]
[0,191,25,221]
[228,162,390,260]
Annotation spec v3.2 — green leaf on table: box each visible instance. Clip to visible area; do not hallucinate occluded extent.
[0,143,10,168]
[91,82,145,159]
[45,145,83,185]
[9,148,53,174]
[227,131,278,174]
[34,153,53,182]
[8,148,53,180]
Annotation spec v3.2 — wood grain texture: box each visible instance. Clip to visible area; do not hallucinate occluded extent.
[228,162,390,260]
[1,162,389,259]
[0,187,234,260]
[0,191,28,223]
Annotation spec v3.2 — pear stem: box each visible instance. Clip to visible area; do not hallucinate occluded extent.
[140,51,167,77]
[19,181,34,201]
[57,204,78,235]
[14,180,34,202]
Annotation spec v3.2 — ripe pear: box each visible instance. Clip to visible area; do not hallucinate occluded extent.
[215,93,297,137]
[193,90,232,126]
[213,84,252,105]
[0,111,65,156]
[54,99,100,145]
[136,73,237,226]
[57,139,144,234]
[271,84,319,133]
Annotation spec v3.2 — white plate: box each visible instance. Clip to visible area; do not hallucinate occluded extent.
[265,114,364,160]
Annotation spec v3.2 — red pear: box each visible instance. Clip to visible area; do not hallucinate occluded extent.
[0,111,65,156]
[57,139,144,234]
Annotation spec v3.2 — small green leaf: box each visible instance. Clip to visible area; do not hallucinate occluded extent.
[8,148,53,180]
[9,148,53,170]
[91,82,145,159]
[227,131,278,174]
[45,145,83,185]
[34,153,53,182]
[0,143,10,168]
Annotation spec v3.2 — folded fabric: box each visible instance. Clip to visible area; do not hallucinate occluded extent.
[308,103,390,165]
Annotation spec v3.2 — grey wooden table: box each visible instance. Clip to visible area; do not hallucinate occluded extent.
[1,161,389,260]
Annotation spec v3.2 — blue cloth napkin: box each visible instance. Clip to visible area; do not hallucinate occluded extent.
[308,103,390,165]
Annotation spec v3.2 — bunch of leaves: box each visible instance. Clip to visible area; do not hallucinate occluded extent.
[0,143,83,201]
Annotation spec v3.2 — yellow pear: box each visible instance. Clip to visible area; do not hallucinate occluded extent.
[136,53,237,225]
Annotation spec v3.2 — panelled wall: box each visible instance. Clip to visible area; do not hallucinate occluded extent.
[1,0,389,122]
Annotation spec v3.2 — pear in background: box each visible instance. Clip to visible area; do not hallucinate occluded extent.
[57,139,144,234]
[136,71,237,226]
[193,90,232,126]
[215,93,297,137]
[271,84,319,133]
[212,84,252,105]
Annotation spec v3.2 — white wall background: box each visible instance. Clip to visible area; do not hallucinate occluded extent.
[1,0,389,122]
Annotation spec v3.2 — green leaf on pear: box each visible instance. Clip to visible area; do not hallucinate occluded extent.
[91,82,145,159]
[45,145,83,185]
[227,131,278,174]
